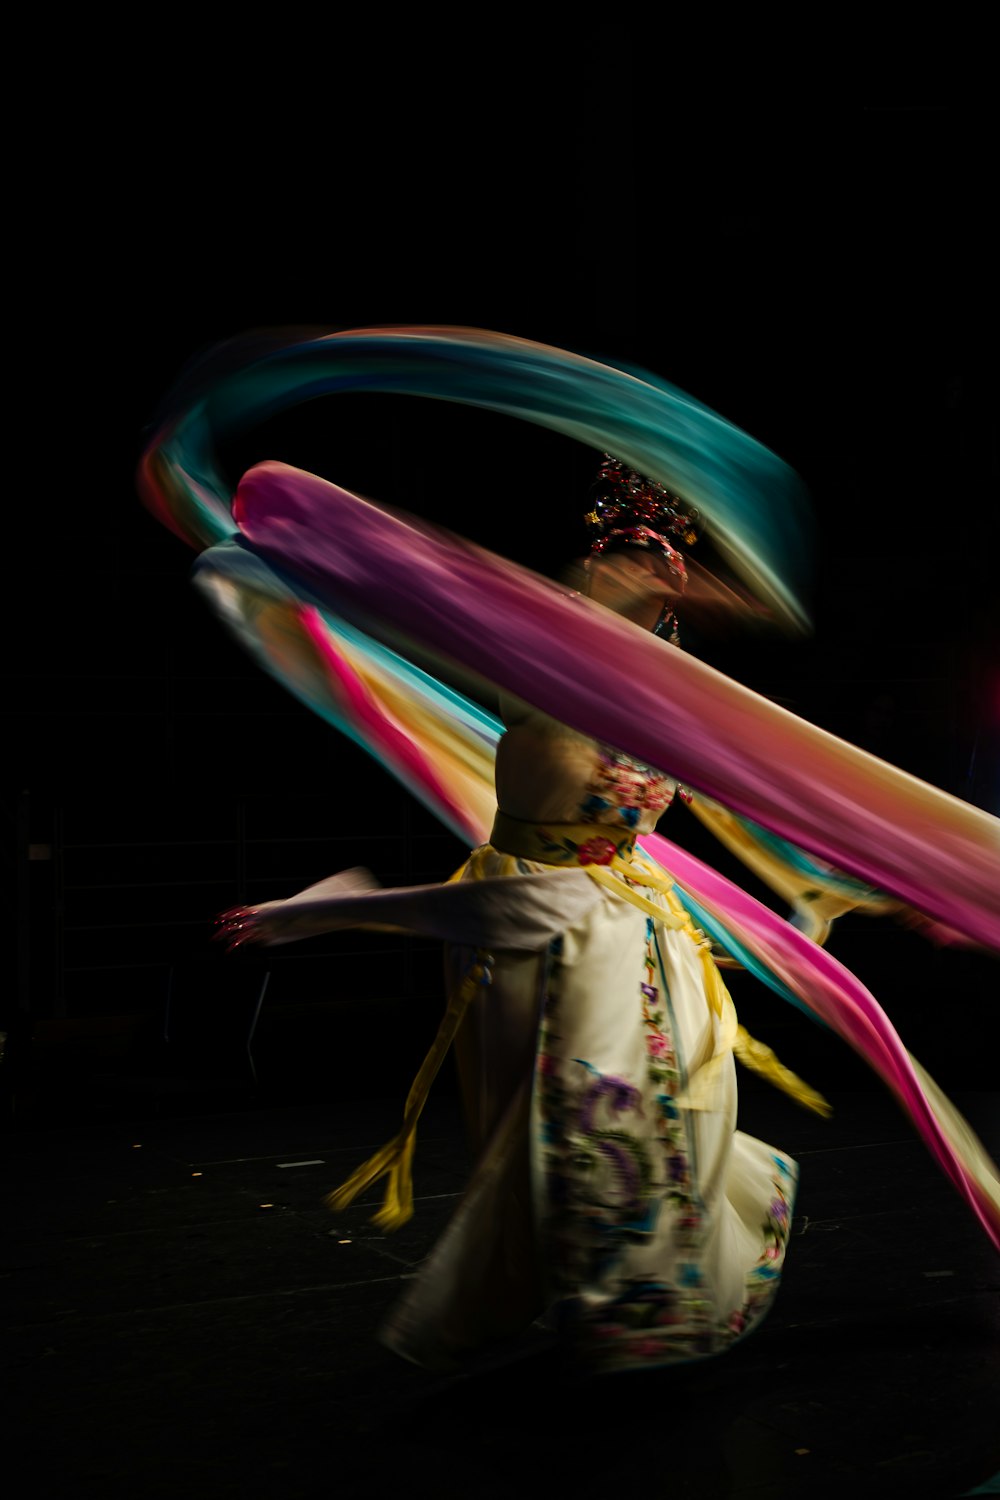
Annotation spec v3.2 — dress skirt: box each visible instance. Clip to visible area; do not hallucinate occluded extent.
[379,845,798,1374]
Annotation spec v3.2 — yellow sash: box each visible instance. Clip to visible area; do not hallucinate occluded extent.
[327,816,829,1230]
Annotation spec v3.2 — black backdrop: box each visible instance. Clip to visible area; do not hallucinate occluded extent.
[9,87,998,1103]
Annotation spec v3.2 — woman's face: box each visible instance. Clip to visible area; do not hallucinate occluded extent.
[585,550,682,630]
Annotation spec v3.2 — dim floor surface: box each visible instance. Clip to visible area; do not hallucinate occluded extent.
[2,1078,998,1500]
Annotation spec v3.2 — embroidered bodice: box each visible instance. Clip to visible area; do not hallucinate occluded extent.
[494,695,676,834]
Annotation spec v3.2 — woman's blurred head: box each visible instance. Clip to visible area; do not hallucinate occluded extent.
[581,454,696,638]
[583,548,683,633]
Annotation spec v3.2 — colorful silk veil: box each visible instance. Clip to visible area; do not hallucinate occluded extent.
[138,325,1000,1249]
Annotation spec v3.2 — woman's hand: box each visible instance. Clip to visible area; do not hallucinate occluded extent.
[214,905,270,952]
[212,869,380,952]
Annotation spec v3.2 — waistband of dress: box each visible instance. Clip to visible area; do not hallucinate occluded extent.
[489,811,637,867]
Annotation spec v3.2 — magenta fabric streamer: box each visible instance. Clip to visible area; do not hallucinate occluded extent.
[231,462,1000,951]
[139,325,999,1255]
[297,606,479,842]
[639,833,999,1248]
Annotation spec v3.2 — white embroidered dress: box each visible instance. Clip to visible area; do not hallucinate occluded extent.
[380,699,797,1373]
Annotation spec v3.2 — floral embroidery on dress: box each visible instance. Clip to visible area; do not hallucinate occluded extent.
[718,1157,798,1347]
[537,944,660,1293]
[641,921,691,1209]
[576,744,676,829]
[465,742,799,1375]
[536,911,736,1368]
[533,827,633,866]
[577,836,619,866]
[549,1058,658,1273]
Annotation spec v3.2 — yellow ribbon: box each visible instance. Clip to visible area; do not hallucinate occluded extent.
[488,823,831,1118]
[685,793,897,946]
[604,848,832,1118]
[326,817,830,1231]
[324,949,492,1230]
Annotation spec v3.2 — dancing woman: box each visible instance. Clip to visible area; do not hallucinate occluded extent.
[349,460,825,1373]
[140,326,1000,1376]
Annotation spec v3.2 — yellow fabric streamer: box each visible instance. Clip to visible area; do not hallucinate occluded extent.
[579,860,687,930]
[732,1024,833,1117]
[326,820,830,1231]
[324,948,493,1229]
[612,850,831,1117]
[489,821,831,1118]
[686,793,898,945]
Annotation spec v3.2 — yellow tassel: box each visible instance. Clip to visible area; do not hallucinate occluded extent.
[685,793,897,946]
[608,850,832,1120]
[583,861,687,928]
[324,1133,406,1215]
[324,952,491,1229]
[733,1024,833,1117]
[696,945,730,1024]
[370,1129,416,1231]
[629,852,832,1118]
[326,838,831,1229]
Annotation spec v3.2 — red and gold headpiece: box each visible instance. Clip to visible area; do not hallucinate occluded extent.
[584,453,699,583]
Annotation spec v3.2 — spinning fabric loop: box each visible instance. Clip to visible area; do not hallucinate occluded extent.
[139,324,1000,1250]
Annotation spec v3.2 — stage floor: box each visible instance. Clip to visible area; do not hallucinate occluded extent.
[3,1079,998,1499]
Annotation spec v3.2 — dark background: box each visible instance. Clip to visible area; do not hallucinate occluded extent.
[8,77,998,1116]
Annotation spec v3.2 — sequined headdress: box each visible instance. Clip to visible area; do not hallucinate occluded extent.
[584,453,699,642]
[584,454,699,578]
